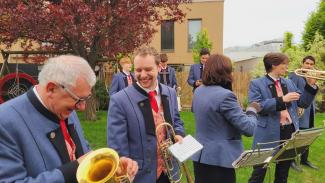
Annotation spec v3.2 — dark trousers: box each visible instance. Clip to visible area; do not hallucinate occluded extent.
[157,173,170,183]
[248,124,295,183]
[193,162,235,183]
[299,127,309,163]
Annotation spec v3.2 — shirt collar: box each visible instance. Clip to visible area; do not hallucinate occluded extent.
[136,82,160,95]
[268,74,280,82]
[33,86,48,109]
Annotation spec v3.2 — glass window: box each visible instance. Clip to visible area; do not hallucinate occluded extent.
[188,19,202,50]
[161,20,174,51]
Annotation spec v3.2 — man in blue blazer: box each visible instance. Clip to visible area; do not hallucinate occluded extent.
[0,55,138,183]
[187,48,210,91]
[109,57,136,96]
[289,55,318,171]
[107,46,185,183]
[158,53,177,89]
[248,53,318,183]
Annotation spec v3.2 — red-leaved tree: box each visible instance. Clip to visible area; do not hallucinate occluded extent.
[0,0,190,120]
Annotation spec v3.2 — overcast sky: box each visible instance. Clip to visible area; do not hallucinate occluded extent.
[224,0,320,48]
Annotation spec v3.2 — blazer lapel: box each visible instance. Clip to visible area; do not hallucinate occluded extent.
[47,127,70,164]
[133,83,156,136]
[160,85,173,125]
[121,72,128,87]
[67,124,84,158]
[265,75,277,98]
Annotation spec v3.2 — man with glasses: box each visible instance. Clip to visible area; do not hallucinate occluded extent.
[0,55,138,183]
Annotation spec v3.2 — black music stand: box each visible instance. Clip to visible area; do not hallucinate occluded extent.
[233,128,323,182]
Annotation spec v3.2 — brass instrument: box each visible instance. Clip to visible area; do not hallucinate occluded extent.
[297,107,304,118]
[156,122,194,183]
[294,68,325,80]
[77,148,130,183]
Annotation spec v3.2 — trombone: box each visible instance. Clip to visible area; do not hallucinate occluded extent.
[294,68,325,80]
[77,148,130,183]
[156,122,194,183]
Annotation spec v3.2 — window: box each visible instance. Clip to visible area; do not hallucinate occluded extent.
[161,20,174,51]
[188,19,202,50]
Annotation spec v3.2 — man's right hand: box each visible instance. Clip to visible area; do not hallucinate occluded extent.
[282,92,300,102]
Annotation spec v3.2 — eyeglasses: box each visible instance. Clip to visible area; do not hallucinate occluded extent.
[59,84,92,107]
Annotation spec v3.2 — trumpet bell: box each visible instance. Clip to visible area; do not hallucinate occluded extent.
[77,148,119,183]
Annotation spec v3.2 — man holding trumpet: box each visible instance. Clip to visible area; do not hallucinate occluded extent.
[0,55,138,183]
[107,46,185,183]
[289,55,319,171]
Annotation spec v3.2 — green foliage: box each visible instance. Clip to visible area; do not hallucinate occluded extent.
[281,32,295,52]
[302,0,325,49]
[192,29,213,63]
[94,80,109,110]
[250,58,265,78]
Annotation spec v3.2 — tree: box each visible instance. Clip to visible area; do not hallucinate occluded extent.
[0,0,190,120]
[302,0,325,49]
[192,29,212,63]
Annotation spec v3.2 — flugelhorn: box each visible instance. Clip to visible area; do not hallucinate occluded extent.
[77,148,130,183]
[156,122,194,183]
[294,68,325,80]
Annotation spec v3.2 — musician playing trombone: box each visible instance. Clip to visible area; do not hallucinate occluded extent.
[107,46,185,183]
[248,53,318,183]
[288,55,319,171]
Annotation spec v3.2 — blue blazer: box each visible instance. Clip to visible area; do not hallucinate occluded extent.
[191,85,257,168]
[187,63,203,90]
[158,66,178,88]
[289,72,316,128]
[109,72,135,96]
[0,89,90,183]
[107,83,184,183]
[248,75,317,148]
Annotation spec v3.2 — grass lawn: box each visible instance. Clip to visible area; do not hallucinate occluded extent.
[79,111,325,183]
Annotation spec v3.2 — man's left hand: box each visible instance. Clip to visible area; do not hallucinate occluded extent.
[174,135,183,144]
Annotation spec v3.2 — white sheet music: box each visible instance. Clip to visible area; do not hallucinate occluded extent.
[168,135,203,162]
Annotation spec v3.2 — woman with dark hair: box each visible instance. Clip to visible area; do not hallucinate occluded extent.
[191,54,259,183]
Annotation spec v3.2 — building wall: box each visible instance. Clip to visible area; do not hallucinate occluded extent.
[234,57,261,72]
[149,0,224,66]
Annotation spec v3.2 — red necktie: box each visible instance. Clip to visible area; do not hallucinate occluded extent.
[148,91,159,113]
[275,80,280,87]
[59,120,76,160]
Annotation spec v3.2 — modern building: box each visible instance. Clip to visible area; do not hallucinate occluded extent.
[149,0,224,70]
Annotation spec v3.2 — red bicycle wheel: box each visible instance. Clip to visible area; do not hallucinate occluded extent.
[0,73,37,104]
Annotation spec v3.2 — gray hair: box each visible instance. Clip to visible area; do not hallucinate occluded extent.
[38,55,96,87]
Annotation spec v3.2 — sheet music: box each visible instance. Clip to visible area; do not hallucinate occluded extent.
[168,135,203,162]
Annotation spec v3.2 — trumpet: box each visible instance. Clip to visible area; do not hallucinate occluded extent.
[77,148,130,183]
[156,122,194,183]
[294,68,325,80]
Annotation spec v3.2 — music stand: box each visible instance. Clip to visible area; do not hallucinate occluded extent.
[233,128,323,172]
[232,148,276,168]
[271,127,324,163]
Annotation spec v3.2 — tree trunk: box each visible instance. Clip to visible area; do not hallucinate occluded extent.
[84,88,98,121]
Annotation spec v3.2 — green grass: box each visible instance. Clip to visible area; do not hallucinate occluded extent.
[79,111,325,183]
